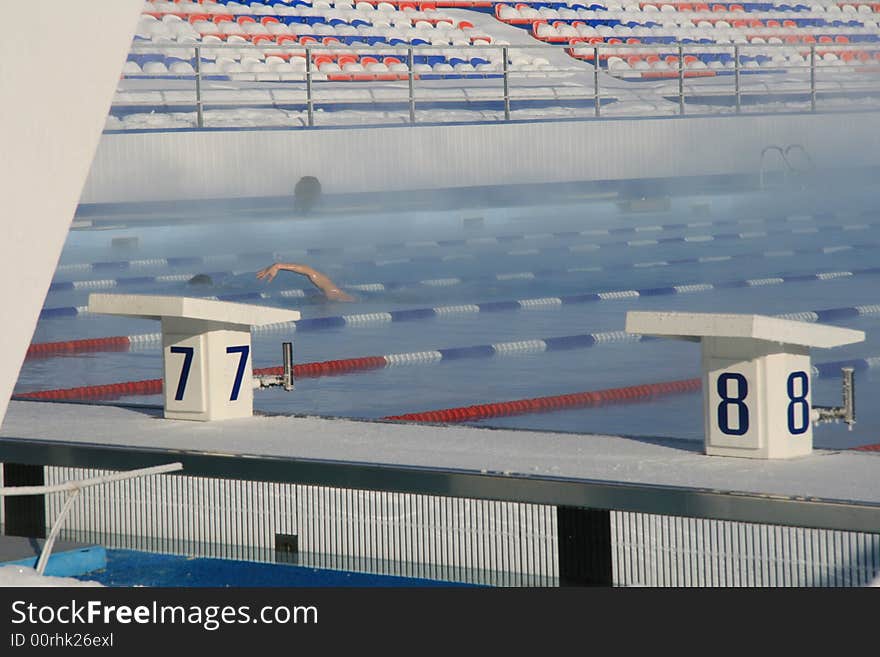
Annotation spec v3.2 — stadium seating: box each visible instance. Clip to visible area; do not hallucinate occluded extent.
[128,0,880,80]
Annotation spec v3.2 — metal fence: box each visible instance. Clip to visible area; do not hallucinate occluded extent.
[112,41,880,130]
[3,451,879,586]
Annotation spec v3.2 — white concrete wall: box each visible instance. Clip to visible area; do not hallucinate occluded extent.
[81,111,880,204]
[0,1,142,426]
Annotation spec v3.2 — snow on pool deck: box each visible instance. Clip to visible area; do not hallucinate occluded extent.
[2,400,880,506]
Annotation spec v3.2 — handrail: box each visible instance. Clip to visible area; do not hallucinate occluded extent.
[0,462,183,576]
[111,40,880,130]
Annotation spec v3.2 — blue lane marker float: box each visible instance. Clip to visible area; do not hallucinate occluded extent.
[38,236,879,320]
[42,214,878,297]
[51,210,860,281]
[93,267,880,352]
[19,302,880,400]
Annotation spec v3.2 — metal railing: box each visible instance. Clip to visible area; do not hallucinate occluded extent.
[112,41,880,131]
[2,440,879,586]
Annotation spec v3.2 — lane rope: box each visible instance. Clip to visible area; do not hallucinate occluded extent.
[26,264,880,359]
[16,302,880,400]
[38,236,880,320]
[382,354,880,424]
[53,210,840,277]
[45,216,873,295]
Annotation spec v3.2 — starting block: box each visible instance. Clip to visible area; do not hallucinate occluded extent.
[625,311,864,459]
[88,294,300,421]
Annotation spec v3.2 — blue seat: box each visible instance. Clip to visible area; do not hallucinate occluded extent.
[470,57,490,66]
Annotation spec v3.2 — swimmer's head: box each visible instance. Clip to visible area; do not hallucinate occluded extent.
[187,274,214,286]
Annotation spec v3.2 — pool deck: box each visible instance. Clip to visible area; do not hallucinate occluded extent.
[1,400,879,532]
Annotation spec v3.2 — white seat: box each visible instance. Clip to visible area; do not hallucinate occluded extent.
[122,60,142,74]
[244,23,269,35]
[169,61,196,74]
[219,22,246,36]
[142,61,169,74]
[267,23,291,35]
[497,5,520,20]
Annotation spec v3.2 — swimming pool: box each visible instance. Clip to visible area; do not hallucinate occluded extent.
[17,180,880,450]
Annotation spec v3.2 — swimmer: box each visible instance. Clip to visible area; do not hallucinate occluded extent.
[256,262,355,302]
[187,273,214,286]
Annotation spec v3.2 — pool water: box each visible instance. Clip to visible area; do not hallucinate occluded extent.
[75,549,474,587]
[18,181,880,450]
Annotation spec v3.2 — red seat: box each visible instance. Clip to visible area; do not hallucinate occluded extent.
[237,16,256,24]
[835,35,850,43]
[212,14,234,24]
[322,36,341,45]
[458,20,474,29]
[252,35,272,45]
[819,35,833,43]
[276,35,298,45]
[338,54,358,66]
[261,17,280,25]
[361,56,379,65]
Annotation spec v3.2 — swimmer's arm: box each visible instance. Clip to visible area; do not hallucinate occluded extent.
[256,262,316,283]
[256,262,354,301]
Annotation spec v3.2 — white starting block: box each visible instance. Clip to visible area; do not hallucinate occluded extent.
[625,311,865,459]
[88,294,300,421]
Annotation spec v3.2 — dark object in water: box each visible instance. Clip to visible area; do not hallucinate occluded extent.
[111,236,139,249]
[188,274,213,286]
[294,176,322,214]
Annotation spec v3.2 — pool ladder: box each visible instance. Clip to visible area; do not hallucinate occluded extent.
[759,144,815,191]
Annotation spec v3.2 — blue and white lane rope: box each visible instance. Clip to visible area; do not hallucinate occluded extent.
[52,211,841,276]
[18,309,880,400]
[41,214,878,296]
[59,268,880,355]
[36,237,876,320]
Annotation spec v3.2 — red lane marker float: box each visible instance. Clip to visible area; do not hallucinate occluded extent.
[852,443,880,452]
[383,378,702,423]
[15,355,390,401]
[26,336,131,360]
